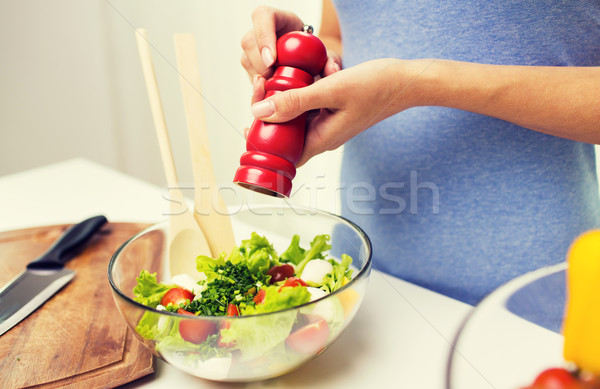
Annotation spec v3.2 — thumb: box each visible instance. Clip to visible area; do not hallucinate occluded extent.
[250,85,324,123]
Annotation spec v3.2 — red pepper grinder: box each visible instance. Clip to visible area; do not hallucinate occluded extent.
[233,25,327,198]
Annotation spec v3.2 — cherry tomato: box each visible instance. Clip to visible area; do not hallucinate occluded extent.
[276,31,327,76]
[278,276,308,292]
[285,319,329,354]
[177,308,217,344]
[226,304,239,316]
[253,288,266,304]
[281,277,308,288]
[160,287,194,307]
[218,304,240,348]
[268,264,295,284]
[529,368,582,389]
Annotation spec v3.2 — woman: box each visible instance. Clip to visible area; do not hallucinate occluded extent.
[240,1,600,305]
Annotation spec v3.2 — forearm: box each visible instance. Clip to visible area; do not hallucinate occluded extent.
[406,59,600,143]
[319,0,343,57]
[320,36,342,58]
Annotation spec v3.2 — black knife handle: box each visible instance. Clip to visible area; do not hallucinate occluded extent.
[27,215,108,270]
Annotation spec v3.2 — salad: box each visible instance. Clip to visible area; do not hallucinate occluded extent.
[131,232,357,379]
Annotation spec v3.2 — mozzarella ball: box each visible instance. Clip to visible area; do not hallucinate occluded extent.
[171,273,204,295]
[306,287,328,302]
[301,259,333,285]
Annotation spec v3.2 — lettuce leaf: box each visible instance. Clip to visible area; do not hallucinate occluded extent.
[279,235,305,265]
[230,232,278,274]
[196,252,227,283]
[133,270,176,308]
[198,232,277,279]
[135,309,179,341]
[242,285,311,316]
[220,286,310,361]
[220,310,297,362]
[321,254,354,293]
[295,234,332,275]
[156,333,228,361]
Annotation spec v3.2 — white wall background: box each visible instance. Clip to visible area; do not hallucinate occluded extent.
[0,1,344,214]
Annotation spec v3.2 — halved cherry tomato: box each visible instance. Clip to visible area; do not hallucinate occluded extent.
[226,304,239,316]
[268,264,295,284]
[281,277,307,288]
[218,304,240,347]
[253,288,266,304]
[285,319,329,354]
[177,308,217,344]
[160,287,194,308]
[254,277,307,306]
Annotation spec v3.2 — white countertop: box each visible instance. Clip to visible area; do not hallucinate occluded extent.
[0,158,475,388]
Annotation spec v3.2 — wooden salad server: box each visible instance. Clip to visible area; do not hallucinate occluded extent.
[135,28,210,280]
[173,33,235,258]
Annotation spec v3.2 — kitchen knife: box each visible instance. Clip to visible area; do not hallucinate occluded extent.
[0,215,107,336]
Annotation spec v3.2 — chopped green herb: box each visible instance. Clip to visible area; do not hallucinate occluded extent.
[183,261,268,316]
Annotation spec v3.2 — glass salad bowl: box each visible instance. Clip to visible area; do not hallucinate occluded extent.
[108,205,372,382]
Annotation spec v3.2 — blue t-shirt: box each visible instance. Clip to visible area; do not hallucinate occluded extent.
[333,0,600,305]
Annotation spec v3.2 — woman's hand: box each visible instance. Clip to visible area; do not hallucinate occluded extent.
[240,6,343,83]
[250,58,421,167]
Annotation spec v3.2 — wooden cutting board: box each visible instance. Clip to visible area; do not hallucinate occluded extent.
[0,222,158,388]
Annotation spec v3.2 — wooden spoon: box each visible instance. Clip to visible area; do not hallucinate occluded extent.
[174,33,235,257]
[135,28,210,280]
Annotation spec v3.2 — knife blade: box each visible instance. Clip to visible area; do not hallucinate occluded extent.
[0,215,107,336]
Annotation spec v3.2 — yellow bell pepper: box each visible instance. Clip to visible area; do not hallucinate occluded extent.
[563,230,600,375]
[338,277,360,318]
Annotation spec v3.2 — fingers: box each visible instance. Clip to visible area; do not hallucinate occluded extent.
[251,87,323,122]
[248,74,347,167]
[252,83,316,121]
[252,7,304,64]
[295,109,340,167]
[250,7,278,68]
[322,50,342,77]
[251,72,341,123]
[251,98,276,119]
[323,59,341,77]
[241,7,304,80]
[250,79,343,168]
[240,29,272,80]
[251,75,266,105]
[247,49,342,120]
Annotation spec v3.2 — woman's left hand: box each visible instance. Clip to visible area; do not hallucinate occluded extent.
[250,58,420,167]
